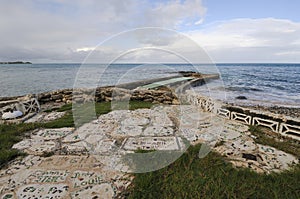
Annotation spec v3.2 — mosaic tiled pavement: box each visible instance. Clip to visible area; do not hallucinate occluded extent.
[1,105,298,198]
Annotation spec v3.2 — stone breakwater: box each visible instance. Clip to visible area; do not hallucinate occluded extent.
[0,87,179,106]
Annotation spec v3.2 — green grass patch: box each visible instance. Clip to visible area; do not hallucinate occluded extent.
[126,144,300,199]
[0,123,40,167]
[43,103,73,113]
[56,103,73,112]
[43,112,74,128]
[128,101,153,110]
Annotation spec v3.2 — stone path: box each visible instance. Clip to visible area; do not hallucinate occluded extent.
[1,105,299,198]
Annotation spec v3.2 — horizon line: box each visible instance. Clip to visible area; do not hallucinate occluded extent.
[10,62,300,64]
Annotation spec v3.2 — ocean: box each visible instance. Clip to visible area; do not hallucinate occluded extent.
[0,63,299,107]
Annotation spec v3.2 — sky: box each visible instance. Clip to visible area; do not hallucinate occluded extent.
[1,0,300,63]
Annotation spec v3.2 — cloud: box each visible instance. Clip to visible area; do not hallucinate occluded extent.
[187,18,300,62]
[0,0,206,62]
[1,1,300,63]
[109,18,300,63]
[143,0,206,28]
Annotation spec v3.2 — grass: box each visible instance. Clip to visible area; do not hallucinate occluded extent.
[0,100,154,168]
[44,103,73,113]
[126,144,300,199]
[0,123,39,166]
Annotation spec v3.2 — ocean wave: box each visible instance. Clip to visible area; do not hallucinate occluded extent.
[261,84,286,91]
[226,86,263,92]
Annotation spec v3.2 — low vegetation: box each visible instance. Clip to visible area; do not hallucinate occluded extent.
[0,123,38,166]
[126,144,300,199]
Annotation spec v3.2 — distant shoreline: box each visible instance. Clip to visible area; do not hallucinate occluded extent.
[0,61,32,64]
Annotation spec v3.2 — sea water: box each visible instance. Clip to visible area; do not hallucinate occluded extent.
[0,63,299,107]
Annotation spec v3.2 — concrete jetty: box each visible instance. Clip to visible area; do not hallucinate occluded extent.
[115,72,219,90]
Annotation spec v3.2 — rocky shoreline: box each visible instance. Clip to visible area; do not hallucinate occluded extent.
[240,105,300,119]
[1,88,299,120]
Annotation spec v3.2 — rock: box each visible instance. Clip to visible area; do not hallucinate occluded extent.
[51,94,63,101]
[62,90,72,95]
[144,98,153,102]
[40,98,51,103]
[163,100,173,104]
[236,96,247,100]
[39,93,51,99]
[172,99,180,105]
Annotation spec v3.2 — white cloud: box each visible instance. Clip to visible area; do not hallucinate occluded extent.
[76,47,96,52]
[0,0,206,62]
[144,0,206,28]
[112,18,300,63]
[186,18,300,62]
[72,18,300,63]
